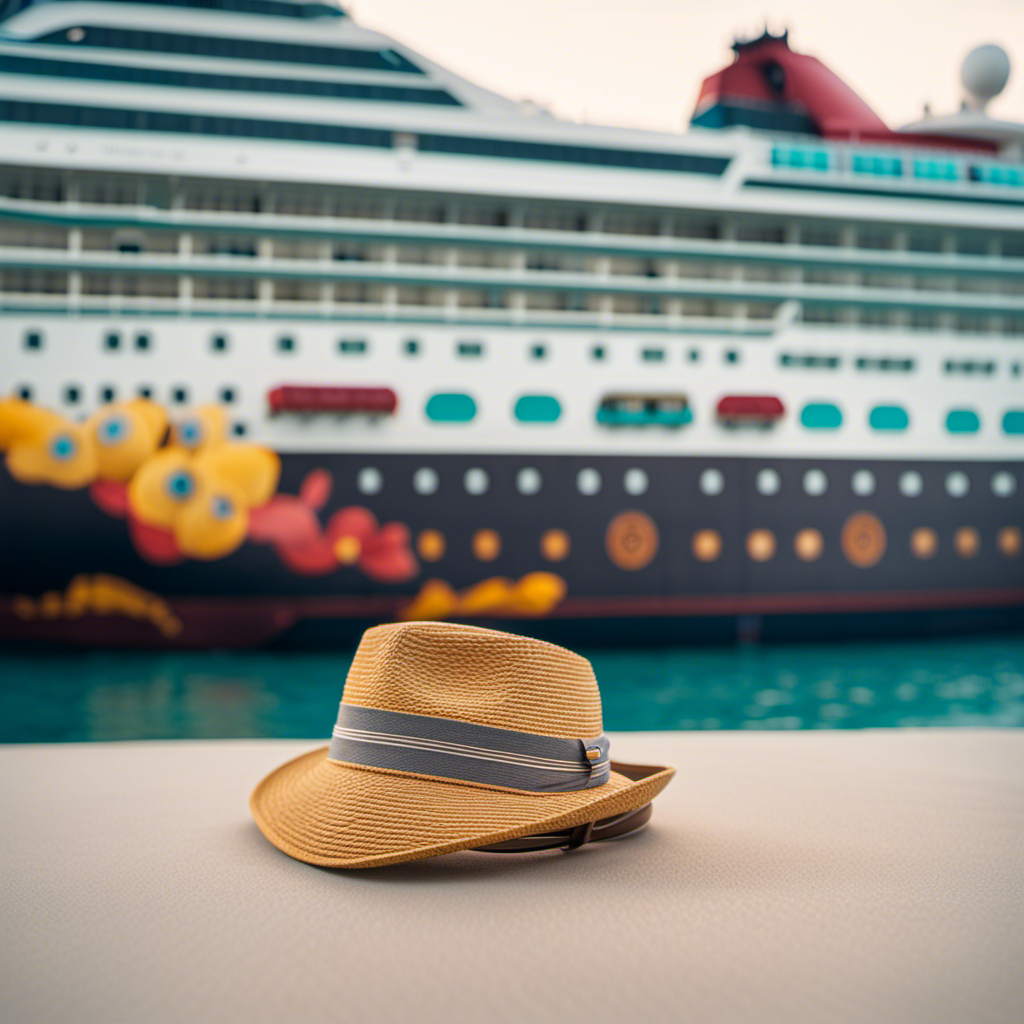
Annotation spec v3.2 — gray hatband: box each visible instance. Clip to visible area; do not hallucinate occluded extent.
[327,704,611,793]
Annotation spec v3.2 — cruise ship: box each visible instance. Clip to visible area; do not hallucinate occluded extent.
[1,0,1022,647]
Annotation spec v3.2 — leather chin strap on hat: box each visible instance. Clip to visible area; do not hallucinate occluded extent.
[472,802,653,854]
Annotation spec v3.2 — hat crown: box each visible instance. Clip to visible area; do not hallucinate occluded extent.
[342,621,603,739]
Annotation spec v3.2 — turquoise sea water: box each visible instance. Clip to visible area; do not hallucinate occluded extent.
[2,635,1022,742]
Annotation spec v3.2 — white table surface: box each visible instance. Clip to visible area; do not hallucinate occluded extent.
[1,731,1022,1024]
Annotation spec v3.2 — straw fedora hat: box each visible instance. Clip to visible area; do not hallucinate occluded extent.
[251,621,675,868]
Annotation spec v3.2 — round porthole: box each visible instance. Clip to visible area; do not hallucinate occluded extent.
[605,511,658,571]
[841,512,887,568]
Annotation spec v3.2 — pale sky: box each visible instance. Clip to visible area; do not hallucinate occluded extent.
[347,0,1023,133]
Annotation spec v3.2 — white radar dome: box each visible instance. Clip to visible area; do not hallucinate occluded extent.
[961,44,1010,109]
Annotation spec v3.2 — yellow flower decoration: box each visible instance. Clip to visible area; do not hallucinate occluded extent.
[173,478,249,560]
[171,405,227,452]
[88,400,168,482]
[127,448,199,528]
[193,442,281,509]
[4,416,99,490]
[0,397,62,450]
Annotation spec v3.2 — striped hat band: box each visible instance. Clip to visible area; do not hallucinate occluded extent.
[328,703,611,793]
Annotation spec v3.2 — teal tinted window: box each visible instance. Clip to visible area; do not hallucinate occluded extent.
[426,393,476,423]
[970,164,1024,187]
[1002,410,1024,435]
[338,339,367,354]
[913,159,958,181]
[800,403,843,430]
[869,405,909,431]
[641,348,665,362]
[771,146,829,171]
[596,396,691,428]
[945,409,981,434]
[514,395,561,423]
[852,153,903,177]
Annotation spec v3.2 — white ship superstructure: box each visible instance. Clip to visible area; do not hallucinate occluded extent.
[0,1,1021,646]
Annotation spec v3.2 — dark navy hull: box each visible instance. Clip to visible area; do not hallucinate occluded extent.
[2,452,1022,647]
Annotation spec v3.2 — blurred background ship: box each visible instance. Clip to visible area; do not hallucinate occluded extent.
[0,0,1022,647]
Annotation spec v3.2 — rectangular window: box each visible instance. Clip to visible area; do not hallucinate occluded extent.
[271,280,319,302]
[771,146,830,171]
[338,338,368,354]
[194,277,257,300]
[968,163,1024,187]
[856,229,895,250]
[457,341,484,357]
[851,153,903,177]
[335,283,385,304]
[779,353,841,368]
[802,307,840,323]
[855,356,915,372]
[641,348,665,362]
[194,236,258,258]
[954,314,991,333]
[799,225,842,247]
[0,223,67,248]
[1,270,68,293]
[943,360,996,375]
[913,159,958,181]
[735,223,786,244]
[908,231,944,253]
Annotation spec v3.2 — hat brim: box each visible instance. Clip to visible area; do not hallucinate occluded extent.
[251,747,675,869]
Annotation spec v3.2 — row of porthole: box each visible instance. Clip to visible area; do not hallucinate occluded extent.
[416,527,573,563]
[356,464,1019,501]
[706,467,1016,499]
[414,524,1023,565]
[729,525,1022,564]
[20,330,719,364]
[802,403,1024,436]
[18,382,239,406]
[356,464,653,498]
[16,331,1024,382]
[749,467,1018,499]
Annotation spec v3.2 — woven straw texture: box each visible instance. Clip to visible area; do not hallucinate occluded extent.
[341,620,603,737]
[251,622,674,868]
